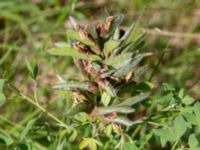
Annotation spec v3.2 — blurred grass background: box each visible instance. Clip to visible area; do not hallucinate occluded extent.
[0,0,200,149]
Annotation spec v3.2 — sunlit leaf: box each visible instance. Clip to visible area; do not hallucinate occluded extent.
[53,81,89,91]
[96,106,135,115]
[112,116,134,126]
[69,129,77,142]
[154,128,176,147]
[104,39,120,53]
[104,84,116,97]
[79,138,90,149]
[100,69,115,78]
[90,139,97,150]
[101,92,111,106]
[0,79,5,92]
[48,43,101,61]
[122,32,146,53]
[178,89,184,99]
[120,22,135,42]
[123,142,139,150]
[0,93,5,107]
[104,53,132,69]
[114,53,151,77]
[173,116,187,140]
[182,95,195,105]
[188,134,199,149]
[67,30,95,46]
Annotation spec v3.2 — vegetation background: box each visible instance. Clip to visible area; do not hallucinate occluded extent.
[0,0,200,149]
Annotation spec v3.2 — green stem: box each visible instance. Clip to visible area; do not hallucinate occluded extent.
[172,140,179,150]
[20,92,68,129]
[34,80,39,104]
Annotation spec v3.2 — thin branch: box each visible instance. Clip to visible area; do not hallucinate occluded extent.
[188,75,200,90]
[19,92,68,129]
[148,51,165,81]
[8,82,68,129]
[142,28,200,40]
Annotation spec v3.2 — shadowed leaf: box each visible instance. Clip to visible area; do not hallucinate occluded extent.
[115,93,150,107]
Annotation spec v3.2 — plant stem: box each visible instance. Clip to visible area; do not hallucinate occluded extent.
[172,140,179,150]
[20,92,68,129]
[34,80,38,104]
[142,28,200,40]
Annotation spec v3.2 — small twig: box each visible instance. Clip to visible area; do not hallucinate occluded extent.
[148,51,165,81]
[142,28,200,40]
[20,92,68,129]
[188,75,200,90]
[8,82,68,129]
[33,80,39,104]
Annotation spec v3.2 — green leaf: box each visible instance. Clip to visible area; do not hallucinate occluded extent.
[173,116,187,140]
[123,142,139,150]
[154,128,176,147]
[182,95,195,105]
[120,22,135,42]
[20,118,37,141]
[48,43,101,61]
[113,55,143,77]
[69,129,77,142]
[33,64,38,79]
[13,143,31,150]
[106,14,123,38]
[133,65,148,80]
[181,112,197,125]
[104,39,120,52]
[104,53,132,69]
[90,139,97,150]
[115,93,149,107]
[0,93,5,107]
[112,116,134,126]
[122,32,146,53]
[101,92,111,106]
[53,81,89,91]
[93,139,103,147]
[67,102,88,116]
[25,59,38,79]
[178,89,184,99]
[188,134,199,148]
[79,138,90,149]
[162,83,176,92]
[0,129,13,145]
[25,58,33,77]
[74,112,90,123]
[0,79,5,92]
[193,102,200,125]
[104,84,116,97]
[96,106,135,115]
[100,69,115,78]
[67,30,95,46]
[134,81,155,92]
